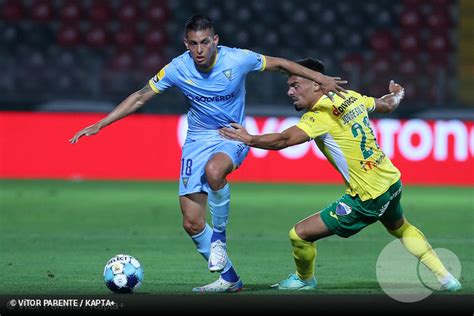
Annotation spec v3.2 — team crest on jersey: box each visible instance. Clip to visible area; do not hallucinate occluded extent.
[182,177,189,188]
[335,202,352,216]
[223,69,232,80]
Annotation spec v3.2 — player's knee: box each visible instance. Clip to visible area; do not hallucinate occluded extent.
[205,163,225,190]
[294,223,311,241]
[183,219,205,235]
[290,225,307,244]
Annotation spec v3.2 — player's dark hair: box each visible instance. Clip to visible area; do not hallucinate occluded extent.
[185,14,215,35]
[295,58,325,74]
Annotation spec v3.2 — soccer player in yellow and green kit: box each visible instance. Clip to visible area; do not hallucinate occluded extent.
[219,58,462,292]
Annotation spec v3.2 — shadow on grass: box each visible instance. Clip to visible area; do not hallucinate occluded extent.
[241,281,383,295]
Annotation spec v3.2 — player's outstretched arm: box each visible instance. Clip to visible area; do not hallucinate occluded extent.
[69,84,156,144]
[264,56,347,100]
[374,80,405,114]
[220,123,310,150]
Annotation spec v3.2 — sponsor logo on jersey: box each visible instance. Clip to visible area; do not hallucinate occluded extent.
[182,177,189,188]
[152,66,167,83]
[360,153,386,171]
[332,96,357,116]
[185,91,237,103]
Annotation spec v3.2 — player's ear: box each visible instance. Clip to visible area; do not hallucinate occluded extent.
[213,34,219,45]
[313,81,321,92]
[183,38,189,50]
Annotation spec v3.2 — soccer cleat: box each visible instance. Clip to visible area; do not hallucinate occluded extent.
[270,273,317,290]
[440,277,462,292]
[192,277,243,293]
[208,240,228,272]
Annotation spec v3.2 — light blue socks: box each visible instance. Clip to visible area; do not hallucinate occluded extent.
[209,183,230,243]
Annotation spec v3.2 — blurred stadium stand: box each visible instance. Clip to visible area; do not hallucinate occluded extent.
[0,0,471,118]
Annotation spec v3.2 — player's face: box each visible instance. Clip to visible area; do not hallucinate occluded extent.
[287,76,319,111]
[184,29,219,69]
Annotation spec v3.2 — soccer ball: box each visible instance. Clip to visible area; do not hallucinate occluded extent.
[103,254,144,293]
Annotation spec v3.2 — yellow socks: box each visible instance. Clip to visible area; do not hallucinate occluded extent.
[389,221,450,282]
[289,227,316,280]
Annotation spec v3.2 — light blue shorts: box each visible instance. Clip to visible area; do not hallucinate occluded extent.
[179,131,249,196]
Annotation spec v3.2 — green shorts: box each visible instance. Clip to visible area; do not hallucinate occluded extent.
[320,180,404,238]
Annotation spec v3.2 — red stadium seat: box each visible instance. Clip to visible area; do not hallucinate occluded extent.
[430,0,454,8]
[114,25,139,49]
[59,0,82,23]
[141,50,167,75]
[108,50,135,71]
[116,1,140,24]
[57,24,81,47]
[426,32,452,55]
[370,31,396,53]
[30,0,54,22]
[371,54,394,75]
[143,26,168,49]
[427,8,451,29]
[399,31,422,54]
[399,8,424,29]
[89,2,113,23]
[2,0,25,21]
[144,0,170,24]
[398,55,420,76]
[84,24,110,48]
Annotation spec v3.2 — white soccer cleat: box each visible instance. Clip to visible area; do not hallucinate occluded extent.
[192,276,243,293]
[208,240,228,272]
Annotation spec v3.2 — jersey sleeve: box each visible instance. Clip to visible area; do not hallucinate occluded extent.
[148,62,176,94]
[296,111,331,139]
[234,48,266,73]
[361,94,376,113]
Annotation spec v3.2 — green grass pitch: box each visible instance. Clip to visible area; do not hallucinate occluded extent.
[0,180,472,295]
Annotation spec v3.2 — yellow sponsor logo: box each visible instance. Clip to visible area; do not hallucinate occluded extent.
[157,66,166,80]
[329,211,338,220]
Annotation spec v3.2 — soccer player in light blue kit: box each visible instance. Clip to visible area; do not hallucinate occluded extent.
[70,14,347,292]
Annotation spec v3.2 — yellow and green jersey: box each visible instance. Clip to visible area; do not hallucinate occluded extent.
[296,90,401,201]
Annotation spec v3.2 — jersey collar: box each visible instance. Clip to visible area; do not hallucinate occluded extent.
[310,93,329,111]
[198,48,219,73]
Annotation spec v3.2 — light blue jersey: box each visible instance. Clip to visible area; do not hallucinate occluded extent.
[148,46,265,195]
[148,46,266,134]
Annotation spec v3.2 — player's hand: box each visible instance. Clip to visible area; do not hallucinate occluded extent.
[219,123,252,144]
[319,75,348,101]
[389,80,404,97]
[69,124,101,144]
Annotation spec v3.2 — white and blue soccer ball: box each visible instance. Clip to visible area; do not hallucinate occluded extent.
[103,254,144,293]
